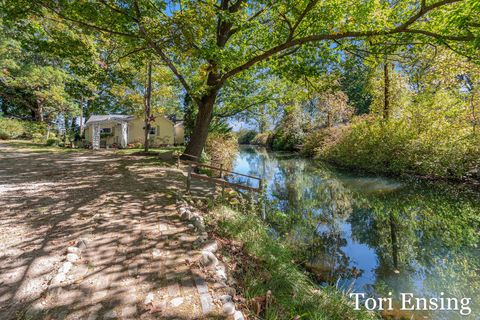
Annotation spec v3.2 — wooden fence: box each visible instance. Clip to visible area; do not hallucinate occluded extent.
[178,153,266,218]
[177,153,262,192]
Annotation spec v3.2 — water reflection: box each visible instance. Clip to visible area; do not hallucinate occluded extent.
[232,146,480,319]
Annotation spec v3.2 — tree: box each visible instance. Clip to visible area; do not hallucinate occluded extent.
[0,30,80,122]
[316,90,353,127]
[339,55,374,115]
[272,103,305,150]
[143,61,152,151]
[8,0,479,157]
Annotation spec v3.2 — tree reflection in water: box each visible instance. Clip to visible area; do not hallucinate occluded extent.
[232,146,480,319]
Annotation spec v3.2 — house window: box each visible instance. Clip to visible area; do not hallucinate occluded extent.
[149,127,157,135]
[100,128,111,134]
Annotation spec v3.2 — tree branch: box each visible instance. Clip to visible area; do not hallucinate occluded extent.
[214,97,274,118]
[98,0,138,22]
[403,28,474,41]
[132,0,200,106]
[110,47,148,65]
[220,0,471,83]
[390,0,461,33]
[38,1,139,38]
[291,0,319,38]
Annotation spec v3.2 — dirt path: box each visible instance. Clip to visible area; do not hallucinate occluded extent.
[0,143,226,319]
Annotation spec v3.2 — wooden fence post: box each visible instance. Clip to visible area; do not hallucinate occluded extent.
[186,163,192,193]
[259,179,266,220]
[219,164,225,198]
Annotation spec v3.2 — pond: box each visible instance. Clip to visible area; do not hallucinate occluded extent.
[230,146,480,319]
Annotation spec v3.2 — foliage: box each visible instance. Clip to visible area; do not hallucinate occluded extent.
[208,205,376,320]
[204,132,239,171]
[315,90,354,127]
[320,116,480,180]
[302,126,348,156]
[11,0,478,156]
[0,117,48,140]
[251,132,273,147]
[251,132,271,146]
[0,117,23,139]
[45,137,61,146]
[272,104,305,151]
[368,64,412,119]
[339,55,374,114]
[237,129,257,144]
[109,60,180,118]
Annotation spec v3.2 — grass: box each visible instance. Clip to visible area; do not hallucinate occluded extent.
[113,145,184,155]
[0,140,82,153]
[206,205,378,320]
[0,140,185,157]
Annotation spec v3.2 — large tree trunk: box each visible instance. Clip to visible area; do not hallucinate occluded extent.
[34,102,44,122]
[144,62,152,152]
[182,92,217,159]
[383,62,390,120]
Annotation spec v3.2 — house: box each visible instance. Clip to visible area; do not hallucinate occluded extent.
[84,114,184,149]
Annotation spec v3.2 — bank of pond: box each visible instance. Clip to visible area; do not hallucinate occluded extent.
[222,146,479,319]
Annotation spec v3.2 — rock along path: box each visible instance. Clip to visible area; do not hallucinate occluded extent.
[0,142,227,319]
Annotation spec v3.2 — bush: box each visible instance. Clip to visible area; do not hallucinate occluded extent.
[237,129,257,144]
[0,118,48,140]
[302,126,348,156]
[205,132,239,171]
[23,121,47,139]
[45,137,61,146]
[320,116,480,180]
[251,132,273,146]
[0,118,25,139]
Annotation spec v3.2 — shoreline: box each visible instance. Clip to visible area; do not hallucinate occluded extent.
[239,143,480,190]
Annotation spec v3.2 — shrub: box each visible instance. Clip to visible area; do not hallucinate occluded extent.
[251,132,273,146]
[31,132,45,143]
[320,116,480,180]
[237,129,257,144]
[0,118,25,139]
[23,121,47,139]
[0,118,48,140]
[205,132,239,171]
[45,137,61,146]
[302,126,348,156]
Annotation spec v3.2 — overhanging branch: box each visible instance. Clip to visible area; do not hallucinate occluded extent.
[220,0,472,83]
[132,0,200,106]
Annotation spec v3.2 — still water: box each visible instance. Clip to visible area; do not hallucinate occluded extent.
[230,146,480,319]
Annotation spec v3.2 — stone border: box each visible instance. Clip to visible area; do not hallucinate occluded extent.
[26,239,88,317]
[50,240,86,289]
[176,196,245,320]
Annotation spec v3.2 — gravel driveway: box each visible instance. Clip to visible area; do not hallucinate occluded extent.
[0,142,226,319]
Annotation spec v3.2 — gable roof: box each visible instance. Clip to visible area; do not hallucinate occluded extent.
[85,115,135,126]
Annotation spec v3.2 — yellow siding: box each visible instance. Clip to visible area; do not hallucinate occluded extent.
[85,126,91,141]
[174,125,185,145]
[85,116,177,147]
[128,117,174,146]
